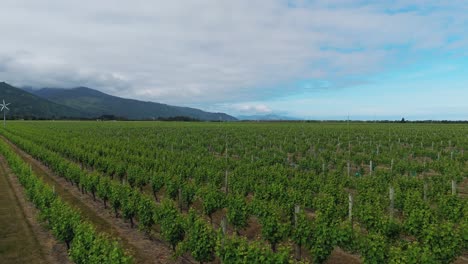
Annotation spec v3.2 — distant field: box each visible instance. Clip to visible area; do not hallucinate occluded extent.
[1,121,467,263]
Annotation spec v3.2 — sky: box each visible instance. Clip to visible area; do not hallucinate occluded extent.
[1,0,467,120]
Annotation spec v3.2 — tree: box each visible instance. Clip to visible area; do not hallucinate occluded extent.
[226,194,249,234]
[150,173,165,201]
[97,177,111,208]
[260,213,289,252]
[49,199,80,249]
[180,210,216,263]
[422,222,463,263]
[137,195,156,233]
[86,172,100,201]
[157,199,185,251]
[180,181,196,211]
[69,222,97,264]
[121,186,140,228]
[88,233,132,264]
[216,233,292,264]
[291,211,312,259]
[359,232,388,264]
[200,187,225,223]
[110,183,124,218]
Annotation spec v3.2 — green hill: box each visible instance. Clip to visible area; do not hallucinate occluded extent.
[0,81,236,120]
[31,87,236,121]
[0,82,90,119]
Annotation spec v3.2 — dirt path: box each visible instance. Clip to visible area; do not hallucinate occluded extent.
[454,254,468,264]
[0,155,68,264]
[458,177,468,199]
[326,248,361,264]
[0,135,191,264]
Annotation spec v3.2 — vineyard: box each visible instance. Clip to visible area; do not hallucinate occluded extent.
[1,121,467,263]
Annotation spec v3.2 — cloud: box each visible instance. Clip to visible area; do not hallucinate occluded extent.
[0,52,131,93]
[232,103,272,114]
[0,0,467,108]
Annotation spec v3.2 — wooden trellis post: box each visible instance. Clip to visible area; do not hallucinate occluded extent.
[294,205,302,260]
[452,180,457,195]
[221,216,227,235]
[224,170,229,194]
[220,216,227,247]
[178,188,183,210]
[348,194,353,225]
[389,187,395,218]
[347,161,350,177]
[424,182,428,201]
[369,160,373,176]
[225,142,228,161]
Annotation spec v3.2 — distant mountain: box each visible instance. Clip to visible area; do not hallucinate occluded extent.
[237,114,299,121]
[0,82,90,119]
[19,86,36,94]
[30,86,236,121]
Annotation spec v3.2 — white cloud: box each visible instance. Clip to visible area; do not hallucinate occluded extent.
[0,0,467,109]
[232,103,272,114]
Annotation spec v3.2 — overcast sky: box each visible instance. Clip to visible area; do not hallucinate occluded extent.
[1,0,467,119]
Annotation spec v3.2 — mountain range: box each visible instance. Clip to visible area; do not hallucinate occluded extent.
[0,82,236,121]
